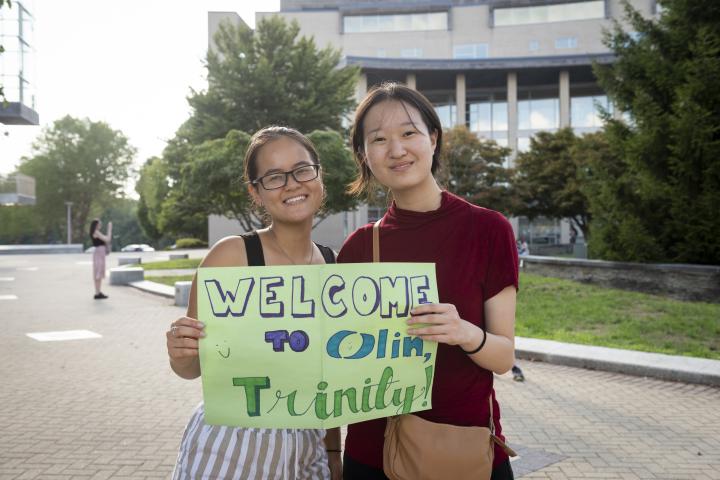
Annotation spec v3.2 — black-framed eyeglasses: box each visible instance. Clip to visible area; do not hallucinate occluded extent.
[251,164,320,190]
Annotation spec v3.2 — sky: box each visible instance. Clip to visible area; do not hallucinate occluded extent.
[0,0,280,178]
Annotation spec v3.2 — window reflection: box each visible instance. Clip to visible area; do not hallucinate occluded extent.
[571,95,610,128]
[344,12,448,33]
[0,2,35,106]
[518,97,559,130]
[494,0,604,26]
[435,103,457,129]
[468,97,507,133]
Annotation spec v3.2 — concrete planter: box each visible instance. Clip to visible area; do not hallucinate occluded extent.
[521,255,720,303]
[109,266,144,285]
[175,281,192,307]
[118,257,141,266]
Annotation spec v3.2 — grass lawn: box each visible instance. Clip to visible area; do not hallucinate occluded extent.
[517,273,720,359]
[142,258,201,270]
[144,274,194,286]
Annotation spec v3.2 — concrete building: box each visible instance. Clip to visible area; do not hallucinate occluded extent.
[208,0,657,250]
[0,1,37,207]
[0,0,38,126]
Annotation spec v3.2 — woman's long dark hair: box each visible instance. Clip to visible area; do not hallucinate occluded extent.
[89,219,100,240]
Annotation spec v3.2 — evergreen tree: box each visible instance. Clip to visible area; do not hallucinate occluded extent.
[592,0,720,263]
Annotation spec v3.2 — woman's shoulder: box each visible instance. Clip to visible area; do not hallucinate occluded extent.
[338,223,374,262]
[467,203,512,230]
[200,235,248,268]
[346,222,375,247]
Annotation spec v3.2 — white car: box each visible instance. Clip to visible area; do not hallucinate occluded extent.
[120,244,155,252]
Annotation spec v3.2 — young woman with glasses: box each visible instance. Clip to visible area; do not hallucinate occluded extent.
[167,126,342,480]
[338,84,518,480]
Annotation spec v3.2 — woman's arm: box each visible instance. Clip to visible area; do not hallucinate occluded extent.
[167,237,247,379]
[93,230,110,243]
[406,285,516,375]
[463,286,516,374]
[324,427,342,480]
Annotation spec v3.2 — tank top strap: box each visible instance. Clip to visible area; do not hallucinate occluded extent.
[315,243,336,264]
[238,231,266,266]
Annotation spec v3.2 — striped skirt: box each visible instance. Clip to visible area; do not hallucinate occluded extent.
[172,403,330,480]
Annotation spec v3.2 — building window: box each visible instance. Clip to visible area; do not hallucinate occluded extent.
[555,37,578,49]
[400,48,423,58]
[376,49,387,58]
[517,137,531,153]
[434,103,457,129]
[344,11,448,33]
[0,2,35,106]
[518,94,559,130]
[468,97,507,133]
[453,43,489,59]
[494,1,604,27]
[571,95,610,128]
[528,40,540,51]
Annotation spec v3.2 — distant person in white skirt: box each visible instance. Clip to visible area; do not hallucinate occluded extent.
[89,218,111,299]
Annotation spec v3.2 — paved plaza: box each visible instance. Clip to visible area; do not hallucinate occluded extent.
[1,253,719,479]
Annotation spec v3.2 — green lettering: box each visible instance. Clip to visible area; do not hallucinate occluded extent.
[333,387,359,417]
[361,378,374,413]
[375,366,396,410]
[315,381,331,420]
[232,377,270,417]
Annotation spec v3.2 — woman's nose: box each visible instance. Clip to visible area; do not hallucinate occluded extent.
[389,138,407,158]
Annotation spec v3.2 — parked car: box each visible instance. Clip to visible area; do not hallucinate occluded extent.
[120,244,155,252]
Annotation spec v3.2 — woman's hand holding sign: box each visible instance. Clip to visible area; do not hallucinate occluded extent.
[407,286,517,375]
[166,316,205,379]
[406,303,478,347]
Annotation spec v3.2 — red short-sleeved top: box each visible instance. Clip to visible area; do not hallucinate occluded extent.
[337,191,519,470]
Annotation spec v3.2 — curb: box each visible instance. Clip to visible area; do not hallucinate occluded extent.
[516,337,720,387]
[129,280,174,299]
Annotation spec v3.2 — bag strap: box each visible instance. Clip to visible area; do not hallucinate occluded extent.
[372,219,381,263]
[488,396,494,435]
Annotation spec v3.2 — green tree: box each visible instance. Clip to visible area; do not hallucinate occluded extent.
[592,0,720,263]
[0,204,44,244]
[18,116,136,243]
[513,128,591,239]
[135,156,170,243]
[181,16,359,144]
[437,126,517,216]
[98,198,151,249]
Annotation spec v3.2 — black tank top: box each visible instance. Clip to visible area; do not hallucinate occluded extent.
[239,231,336,266]
[92,235,106,247]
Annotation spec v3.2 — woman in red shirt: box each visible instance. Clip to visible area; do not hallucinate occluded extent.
[338,83,518,480]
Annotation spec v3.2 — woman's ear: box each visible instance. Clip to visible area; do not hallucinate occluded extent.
[429,129,438,151]
[248,184,262,207]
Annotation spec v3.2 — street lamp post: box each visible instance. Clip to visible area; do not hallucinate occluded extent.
[65,202,73,244]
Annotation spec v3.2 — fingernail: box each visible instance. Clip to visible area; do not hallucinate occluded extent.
[198,322,205,328]
[200,332,206,337]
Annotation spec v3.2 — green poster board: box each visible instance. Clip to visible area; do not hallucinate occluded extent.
[197,263,438,429]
